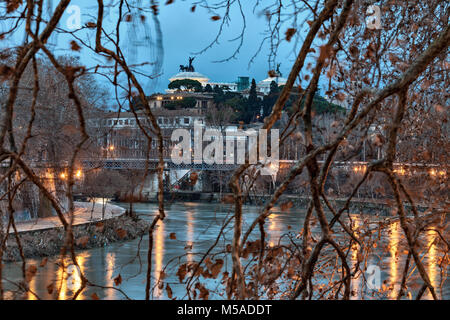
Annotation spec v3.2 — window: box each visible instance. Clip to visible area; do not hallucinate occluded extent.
[184,118,190,124]
[158,118,163,124]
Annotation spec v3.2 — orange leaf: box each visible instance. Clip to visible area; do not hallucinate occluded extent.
[114,274,122,286]
[70,40,81,52]
[85,22,97,29]
[76,236,90,248]
[211,15,221,21]
[91,293,100,300]
[25,265,37,282]
[166,284,173,299]
[280,200,293,212]
[116,228,127,239]
[40,257,48,268]
[169,232,177,240]
[47,282,54,294]
[285,28,296,42]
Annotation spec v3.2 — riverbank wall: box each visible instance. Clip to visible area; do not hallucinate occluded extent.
[2,204,150,263]
[154,191,442,216]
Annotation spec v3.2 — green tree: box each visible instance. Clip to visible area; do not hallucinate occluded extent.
[204,84,213,92]
[168,79,202,92]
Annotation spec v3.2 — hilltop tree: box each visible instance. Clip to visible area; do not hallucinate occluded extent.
[168,79,202,92]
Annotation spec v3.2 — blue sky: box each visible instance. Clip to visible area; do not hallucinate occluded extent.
[2,1,314,99]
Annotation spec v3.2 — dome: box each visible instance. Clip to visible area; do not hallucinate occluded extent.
[258,76,287,86]
[257,76,287,94]
[169,71,210,86]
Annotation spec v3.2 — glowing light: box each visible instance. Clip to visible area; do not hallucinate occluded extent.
[154,218,165,299]
[388,222,400,299]
[60,173,66,180]
[429,169,436,176]
[438,170,446,176]
[353,165,367,173]
[109,145,115,151]
[425,229,437,300]
[75,170,82,178]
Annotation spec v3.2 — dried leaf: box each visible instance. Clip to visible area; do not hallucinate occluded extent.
[221,195,234,204]
[280,200,293,212]
[91,293,100,300]
[46,282,54,294]
[116,228,127,239]
[176,264,187,283]
[39,257,48,268]
[25,265,37,282]
[318,44,332,63]
[211,15,221,21]
[210,259,224,278]
[268,70,277,77]
[6,0,22,13]
[70,40,81,52]
[85,22,97,29]
[114,274,122,286]
[166,284,173,299]
[285,28,296,42]
[95,221,104,232]
[169,232,177,240]
[76,236,89,248]
[189,172,198,185]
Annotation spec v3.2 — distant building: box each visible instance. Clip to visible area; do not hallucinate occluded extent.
[257,76,287,94]
[167,57,287,95]
[147,92,215,110]
[88,109,205,159]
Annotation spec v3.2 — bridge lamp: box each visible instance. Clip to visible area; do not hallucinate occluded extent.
[75,170,82,178]
[60,172,66,180]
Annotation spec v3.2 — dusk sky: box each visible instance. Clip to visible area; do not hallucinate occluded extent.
[2,1,314,99]
[58,1,305,95]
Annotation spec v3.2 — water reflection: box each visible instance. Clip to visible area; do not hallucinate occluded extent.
[388,221,400,298]
[186,209,194,263]
[3,202,449,300]
[425,228,438,300]
[350,216,361,299]
[267,210,278,247]
[153,218,165,299]
[104,252,116,299]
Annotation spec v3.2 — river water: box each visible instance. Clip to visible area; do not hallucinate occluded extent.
[3,201,449,300]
